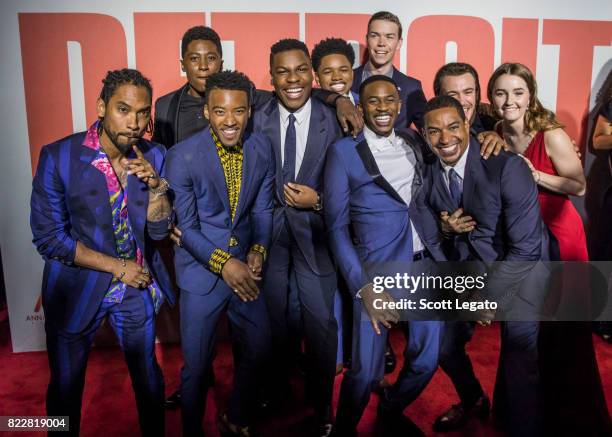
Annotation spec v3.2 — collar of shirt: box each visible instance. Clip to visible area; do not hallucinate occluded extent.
[346,92,355,105]
[362,62,394,81]
[440,142,470,182]
[363,125,398,153]
[83,121,102,151]
[279,98,312,127]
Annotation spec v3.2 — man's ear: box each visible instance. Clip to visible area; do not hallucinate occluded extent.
[203,103,209,121]
[314,73,321,87]
[96,98,106,119]
[180,58,185,72]
[396,37,404,50]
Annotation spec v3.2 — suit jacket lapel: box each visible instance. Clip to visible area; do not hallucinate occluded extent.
[199,130,231,213]
[296,99,326,183]
[461,139,480,213]
[260,100,283,202]
[355,136,406,205]
[77,143,115,245]
[234,133,258,223]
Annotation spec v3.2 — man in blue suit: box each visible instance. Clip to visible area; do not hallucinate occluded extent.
[250,39,342,436]
[325,75,446,435]
[166,71,275,437]
[351,11,427,130]
[30,69,174,436]
[422,95,546,436]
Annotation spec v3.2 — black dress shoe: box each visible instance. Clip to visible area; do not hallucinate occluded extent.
[164,390,181,410]
[432,395,490,432]
[384,345,397,374]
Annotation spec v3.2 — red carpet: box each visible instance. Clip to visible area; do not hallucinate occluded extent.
[1,319,610,437]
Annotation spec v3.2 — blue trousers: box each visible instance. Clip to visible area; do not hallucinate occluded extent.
[45,287,164,437]
[179,283,271,436]
[335,306,442,432]
[262,221,337,421]
[439,321,484,407]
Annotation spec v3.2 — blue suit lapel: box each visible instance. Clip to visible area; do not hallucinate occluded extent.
[234,132,258,223]
[260,100,283,203]
[354,134,406,205]
[199,130,231,213]
[77,143,115,249]
[296,99,326,184]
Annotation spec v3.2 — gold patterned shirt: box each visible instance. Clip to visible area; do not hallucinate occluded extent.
[207,128,267,274]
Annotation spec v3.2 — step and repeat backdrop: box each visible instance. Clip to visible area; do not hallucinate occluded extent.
[1,0,611,351]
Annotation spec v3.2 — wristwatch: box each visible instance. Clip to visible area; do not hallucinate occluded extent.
[313,193,323,211]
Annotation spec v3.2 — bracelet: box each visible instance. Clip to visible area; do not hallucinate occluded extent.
[115,257,126,281]
[313,193,323,211]
[149,177,169,198]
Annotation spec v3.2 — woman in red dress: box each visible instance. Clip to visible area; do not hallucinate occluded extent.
[488,62,610,435]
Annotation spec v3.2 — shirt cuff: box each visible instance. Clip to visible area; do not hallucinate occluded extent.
[249,244,267,261]
[208,248,232,274]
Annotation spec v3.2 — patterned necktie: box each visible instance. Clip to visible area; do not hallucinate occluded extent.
[283,113,297,184]
[448,168,462,210]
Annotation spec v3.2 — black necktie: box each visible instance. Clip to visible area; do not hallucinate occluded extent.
[448,168,462,210]
[282,113,296,184]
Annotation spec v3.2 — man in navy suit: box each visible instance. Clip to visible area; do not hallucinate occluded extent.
[325,75,446,435]
[422,95,546,436]
[166,71,275,437]
[30,69,175,436]
[250,39,342,436]
[351,11,427,130]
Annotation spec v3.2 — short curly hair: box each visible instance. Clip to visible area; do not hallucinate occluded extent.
[181,26,222,58]
[311,38,355,72]
[269,39,310,68]
[205,70,254,105]
[99,68,152,105]
[423,95,467,124]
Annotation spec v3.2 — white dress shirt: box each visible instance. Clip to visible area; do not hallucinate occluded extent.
[363,126,425,252]
[440,143,469,193]
[279,98,312,178]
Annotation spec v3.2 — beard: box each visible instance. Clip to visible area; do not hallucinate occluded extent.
[101,119,140,156]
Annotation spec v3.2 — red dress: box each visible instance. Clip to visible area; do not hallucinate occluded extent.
[523,131,588,261]
[521,130,611,434]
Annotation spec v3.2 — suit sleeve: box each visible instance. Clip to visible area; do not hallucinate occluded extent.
[324,143,371,296]
[484,156,542,307]
[30,146,77,264]
[166,147,219,270]
[146,145,172,240]
[250,139,275,255]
